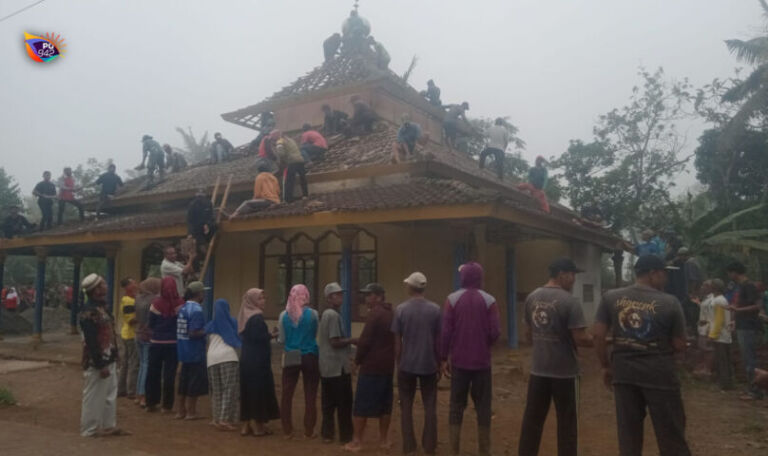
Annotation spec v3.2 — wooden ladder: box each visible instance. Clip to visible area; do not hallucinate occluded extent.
[199,174,232,280]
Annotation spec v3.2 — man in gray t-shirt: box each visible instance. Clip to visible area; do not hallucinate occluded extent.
[519,258,592,456]
[391,272,441,455]
[594,254,690,456]
[318,282,357,444]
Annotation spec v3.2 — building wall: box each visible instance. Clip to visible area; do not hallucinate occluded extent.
[274,88,376,133]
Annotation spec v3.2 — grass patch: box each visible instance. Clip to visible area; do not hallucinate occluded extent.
[0,387,16,406]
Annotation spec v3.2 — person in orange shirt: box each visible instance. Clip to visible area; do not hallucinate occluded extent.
[228,163,281,220]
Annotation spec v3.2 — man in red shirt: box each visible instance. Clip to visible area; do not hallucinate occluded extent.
[57,167,85,224]
[300,123,328,165]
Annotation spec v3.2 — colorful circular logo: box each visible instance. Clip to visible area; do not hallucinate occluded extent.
[24,32,66,63]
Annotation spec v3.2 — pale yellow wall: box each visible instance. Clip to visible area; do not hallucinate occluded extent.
[274,89,375,133]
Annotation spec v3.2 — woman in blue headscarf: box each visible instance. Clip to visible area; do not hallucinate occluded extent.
[206,298,241,431]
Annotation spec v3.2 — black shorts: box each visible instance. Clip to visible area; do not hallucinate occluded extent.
[353,374,393,417]
[178,362,208,397]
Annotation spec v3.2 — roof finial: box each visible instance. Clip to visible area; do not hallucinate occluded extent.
[354,0,360,12]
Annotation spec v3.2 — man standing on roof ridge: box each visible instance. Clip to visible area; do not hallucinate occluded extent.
[517,156,550,213]
[479,118,510,180]
[443,102,469,150]
[94,163,124,219]
[211,132,234,164]
[138,135,165,189]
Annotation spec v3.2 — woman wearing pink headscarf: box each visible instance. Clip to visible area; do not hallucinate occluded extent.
[278,284,320,438]
[238,288,280,437]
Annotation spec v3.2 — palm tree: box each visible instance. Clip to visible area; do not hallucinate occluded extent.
[722,0,768,135]
[175,127,210,164]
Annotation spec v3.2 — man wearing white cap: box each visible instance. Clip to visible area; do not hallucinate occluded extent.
[79,273,128,437]
[318,282,358,444]
[391,272,441,455]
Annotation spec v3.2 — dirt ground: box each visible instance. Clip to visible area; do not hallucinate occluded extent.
[1,332,767,456]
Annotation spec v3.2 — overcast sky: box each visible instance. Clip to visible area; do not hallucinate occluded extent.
[0,0,761,195]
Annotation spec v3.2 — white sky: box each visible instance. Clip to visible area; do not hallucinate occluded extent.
[0,0,762,195]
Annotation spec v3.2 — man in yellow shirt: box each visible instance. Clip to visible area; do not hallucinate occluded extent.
[228,162,282,220]
[118,277,139,399]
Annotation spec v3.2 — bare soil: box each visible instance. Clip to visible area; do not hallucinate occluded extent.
[1,334,767,456]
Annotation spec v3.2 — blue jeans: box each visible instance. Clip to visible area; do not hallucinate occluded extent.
[736,329,764,398]
[135,339,150,396]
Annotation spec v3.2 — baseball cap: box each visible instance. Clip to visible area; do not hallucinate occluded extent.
[634,255,678,273]
[359,282,385,295]
[186,281,208,294]
[324,282,344,297]
[81,273,104,292]
[548,258,585,276]
[403,272,427,288]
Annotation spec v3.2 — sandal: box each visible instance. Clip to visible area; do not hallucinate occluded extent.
[253,429,274,437]
[101,428,132,437]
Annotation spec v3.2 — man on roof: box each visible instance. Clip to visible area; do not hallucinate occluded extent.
[349,95,377,136]
[368,36,390,70]
[324,33,342,61]
[516,156,550,213]
[33,170,57,231]
[322,104,350,137]
[1,205,36,238]
[164,144,188,173]
[420,80,442,107]
[391,114,426,164]
[228,161,281,220]
[271,130,308,203]
[138,135,165,189]
[479,118,510,180]
[211,132,234,164]
[300,123,329,165]
[94,163,124,219]
[57,166,85,224]
[443,102,469,150]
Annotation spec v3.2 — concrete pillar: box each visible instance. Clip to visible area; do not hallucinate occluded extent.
[506,247,518,349]
[338,227,357,337]
[0,251,5,340]
[33,247,47,342]
[204,255,215,321]
[612,249,624,288]
[105,247,117,316]
[70,255,82,334]
[453,243,467,290]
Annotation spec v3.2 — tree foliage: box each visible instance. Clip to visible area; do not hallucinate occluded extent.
[552,68,692,238]
[720,0,768,138]
[175,127,210,164]
[0,167,22,212]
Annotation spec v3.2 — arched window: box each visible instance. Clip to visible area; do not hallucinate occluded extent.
[260,229,377,320]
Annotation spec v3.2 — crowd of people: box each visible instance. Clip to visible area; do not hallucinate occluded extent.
[72,245,768,455]
[75,252,503,454]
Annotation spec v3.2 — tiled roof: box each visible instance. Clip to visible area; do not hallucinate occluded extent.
[8,177,621,250]
[220,45,445,130]
[17,209,187,239]
[12,178,495,239]
[240,177,497,219]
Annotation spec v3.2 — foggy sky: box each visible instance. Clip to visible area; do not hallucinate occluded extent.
[0,0,761,197]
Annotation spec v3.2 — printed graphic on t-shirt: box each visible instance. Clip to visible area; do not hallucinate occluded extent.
[615,296,657,348]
